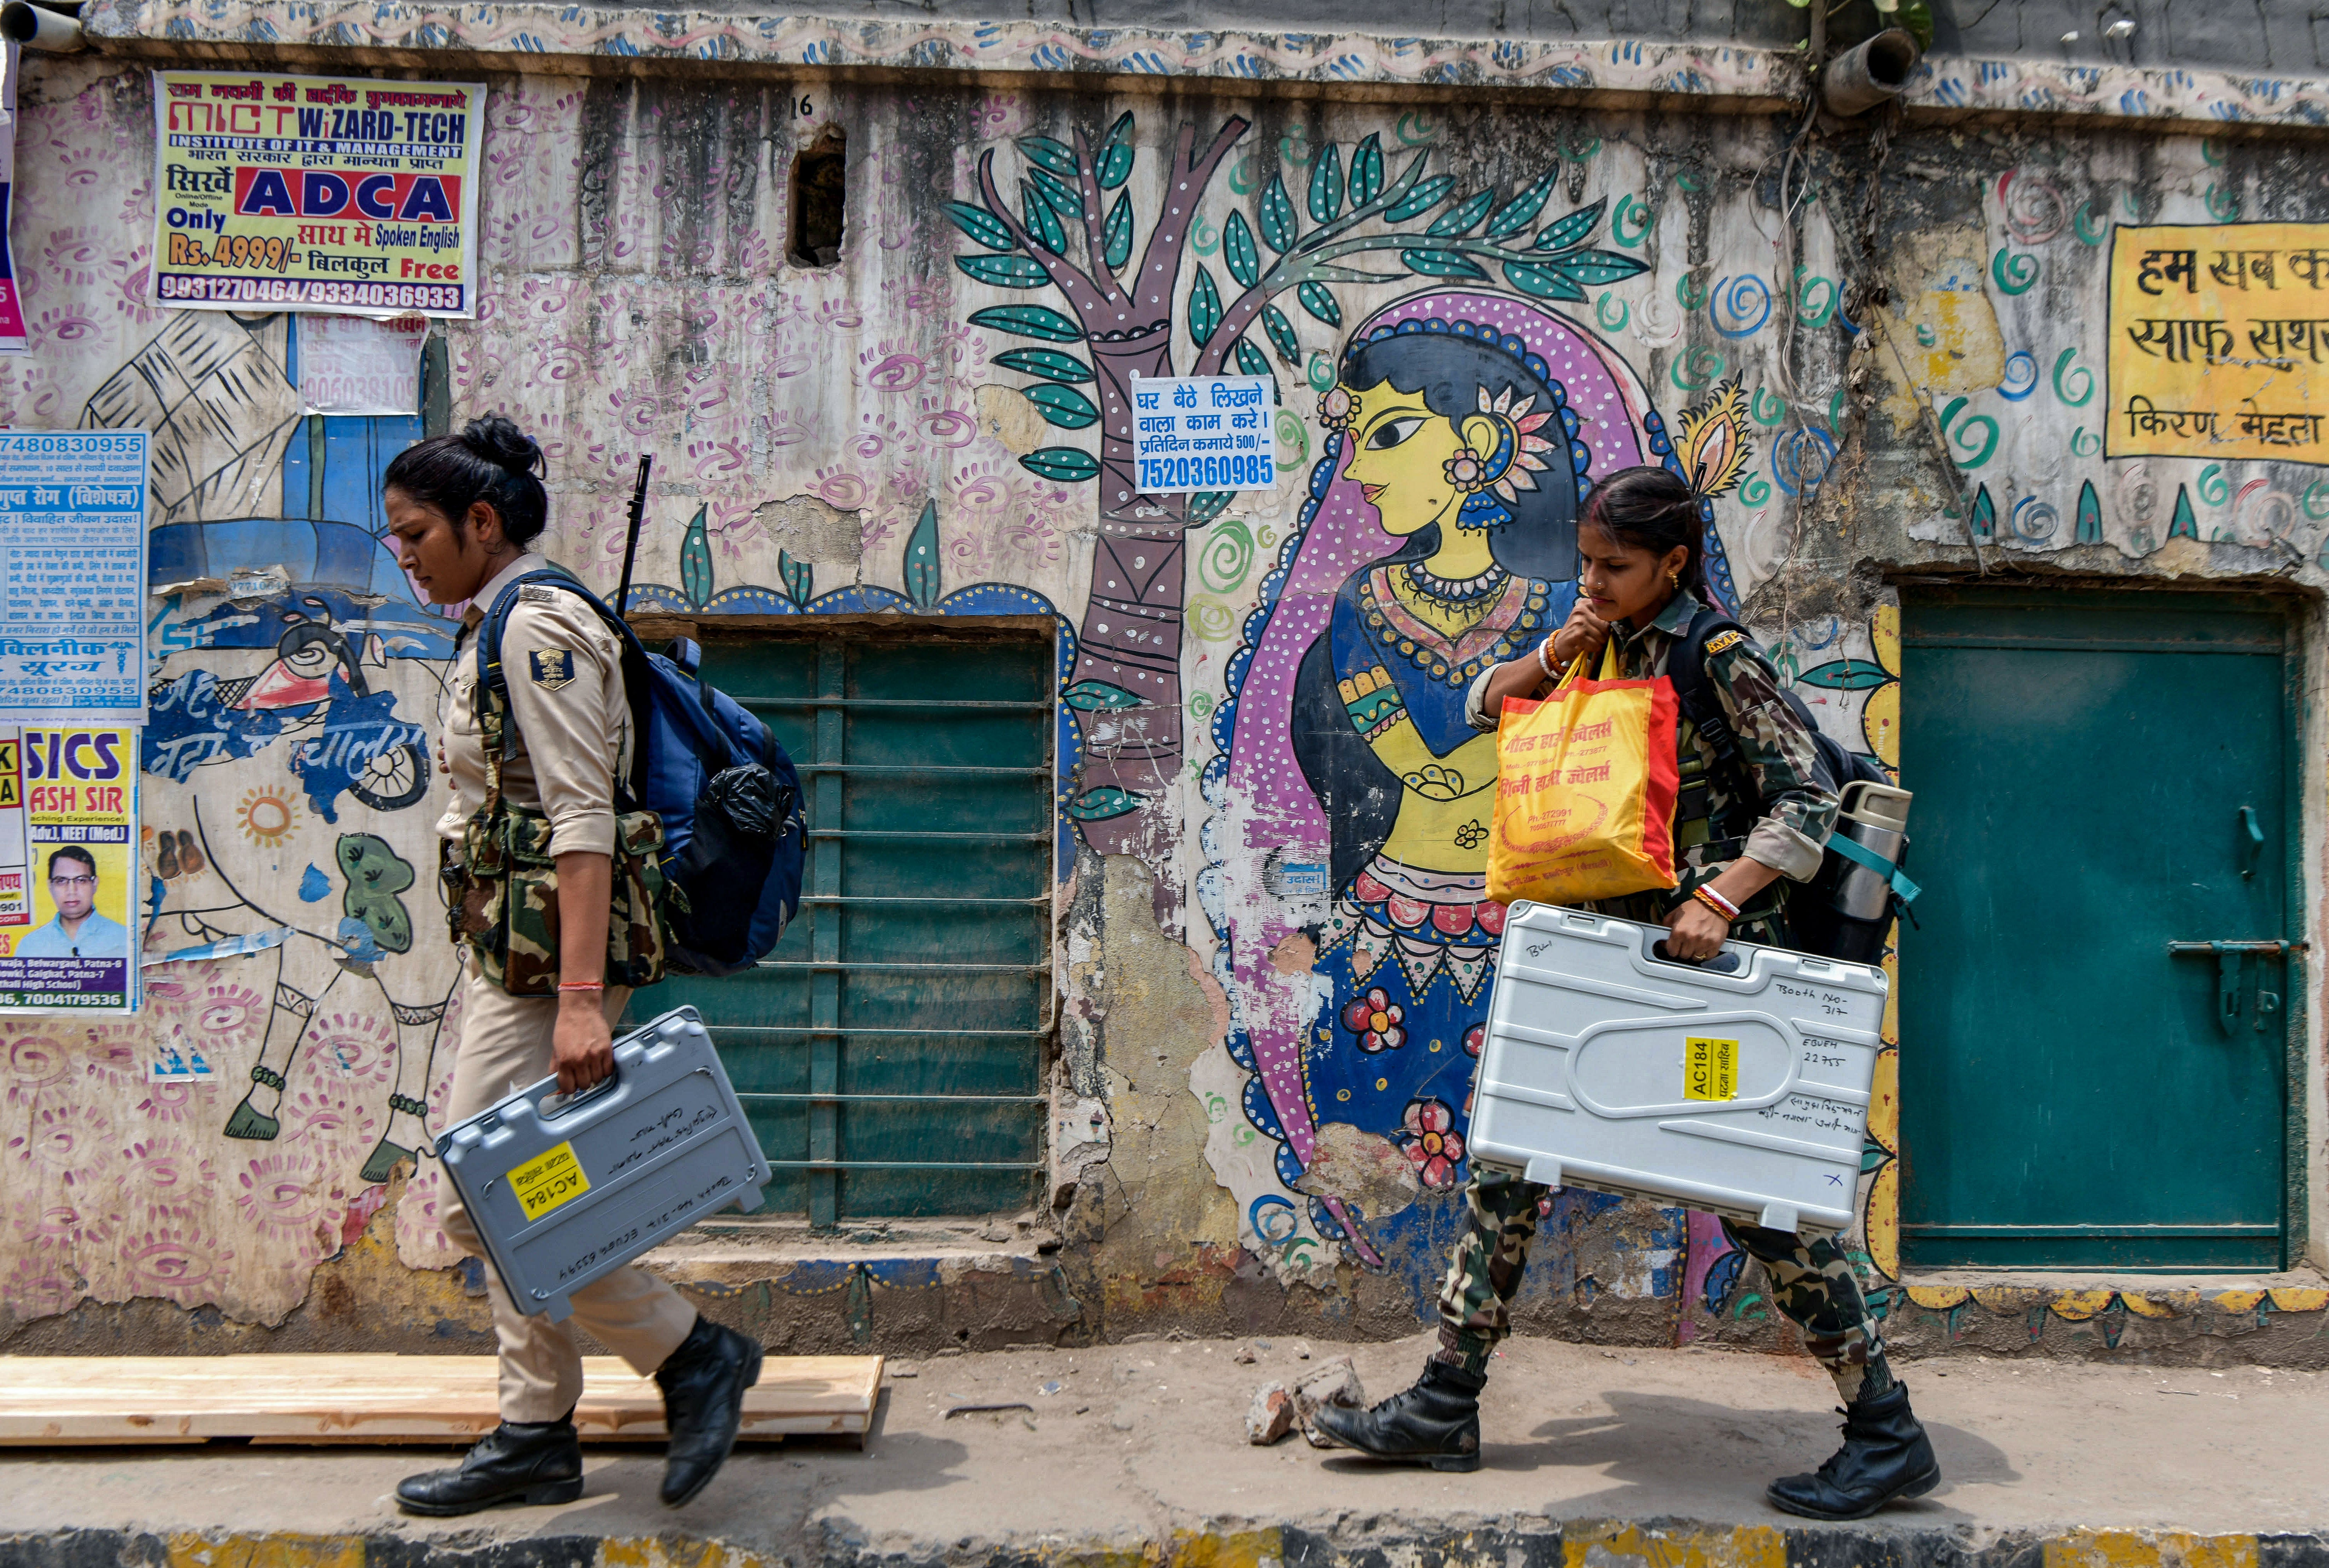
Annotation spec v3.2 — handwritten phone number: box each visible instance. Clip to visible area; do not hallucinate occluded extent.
[1138,453,1274,491]
[158,275,464,310]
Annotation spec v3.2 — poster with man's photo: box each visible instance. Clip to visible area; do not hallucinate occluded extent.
[0,726,138,1012]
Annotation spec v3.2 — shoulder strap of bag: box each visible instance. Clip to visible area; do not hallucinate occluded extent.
[1667,605,1761,839]
[475,568,656,810]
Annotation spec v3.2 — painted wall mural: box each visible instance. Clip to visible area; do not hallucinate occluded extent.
[1,54,2324,1343]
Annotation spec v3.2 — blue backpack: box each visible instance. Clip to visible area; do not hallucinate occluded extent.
[476,569,805,978]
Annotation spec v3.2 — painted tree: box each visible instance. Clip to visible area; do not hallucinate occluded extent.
[950,114,1647,857]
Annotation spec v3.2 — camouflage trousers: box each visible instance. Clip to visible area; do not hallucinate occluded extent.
[1434,1171,1894,1402]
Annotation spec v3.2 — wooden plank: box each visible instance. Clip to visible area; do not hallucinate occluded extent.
[0,1354,883,1446]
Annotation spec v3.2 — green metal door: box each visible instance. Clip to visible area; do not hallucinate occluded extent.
[649,626,1053,1225]
[1898,588,2297,1270]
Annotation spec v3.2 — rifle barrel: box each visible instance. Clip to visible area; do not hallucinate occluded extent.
[615,454,653,617]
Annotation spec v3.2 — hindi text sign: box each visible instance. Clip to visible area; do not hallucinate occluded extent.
[2109,222,2329,463]
[151,70,484,318]
[0,431,148,724]
[1132,376,1277,494]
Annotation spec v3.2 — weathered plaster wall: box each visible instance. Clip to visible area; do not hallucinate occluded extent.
[3,41,2327,1365]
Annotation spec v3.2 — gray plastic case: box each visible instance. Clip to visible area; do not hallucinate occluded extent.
[1467,903,1888,1236]
[435,1006,771,1320]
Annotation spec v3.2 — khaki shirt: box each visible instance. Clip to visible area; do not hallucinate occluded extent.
[436,552,633,859]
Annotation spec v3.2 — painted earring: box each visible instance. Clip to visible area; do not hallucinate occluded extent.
[1443,448,1490,493]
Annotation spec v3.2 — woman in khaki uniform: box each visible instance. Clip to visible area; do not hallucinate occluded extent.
[383,417,762,1516]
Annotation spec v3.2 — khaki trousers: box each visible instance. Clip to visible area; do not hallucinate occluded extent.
[439,964,699,1423]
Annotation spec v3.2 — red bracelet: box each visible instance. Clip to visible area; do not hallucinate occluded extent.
[557,980,605,994]
[1691,884,1741,922]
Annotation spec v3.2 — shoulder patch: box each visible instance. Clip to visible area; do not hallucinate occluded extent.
[528,649,576,691]
[1703,629,1747,657]
[518,584,557,603]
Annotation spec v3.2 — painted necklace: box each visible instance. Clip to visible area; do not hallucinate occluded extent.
[1399,560,1509,608]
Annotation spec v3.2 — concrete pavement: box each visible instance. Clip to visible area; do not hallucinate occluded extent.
[2,1331,2326,1566]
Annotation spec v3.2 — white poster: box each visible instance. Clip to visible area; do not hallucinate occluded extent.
[1131,375,1277,494]
[0,431,148,724]
[299,313,427,415]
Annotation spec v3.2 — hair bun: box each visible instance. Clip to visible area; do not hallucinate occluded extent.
[459,414,544,479]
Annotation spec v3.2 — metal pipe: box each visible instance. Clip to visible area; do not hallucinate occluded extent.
[1821,28,1920,116]
[1,2,83,51]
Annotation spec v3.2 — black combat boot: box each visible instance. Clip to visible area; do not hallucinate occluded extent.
[1309,1359,1486,1472]
[655,1314,765,1507]
[1766,1380,1941,1520]
[394,1416,583,1516]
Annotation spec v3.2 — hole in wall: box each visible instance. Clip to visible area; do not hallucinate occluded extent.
[790,125,846,269]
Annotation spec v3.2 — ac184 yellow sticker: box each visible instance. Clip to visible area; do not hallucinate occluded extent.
[509,1140,590,1221]
[1684,1036,1740,1101]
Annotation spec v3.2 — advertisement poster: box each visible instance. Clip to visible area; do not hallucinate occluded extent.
[2108,223,2329,463]
[151,70,484,317]
[0,42,27,353]
[1130,375,1277,494]
[298,313,428,415]
[0,726,139,1014]
[0,431,148,723]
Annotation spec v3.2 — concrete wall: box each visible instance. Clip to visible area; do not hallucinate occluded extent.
[5,32,2329,1365]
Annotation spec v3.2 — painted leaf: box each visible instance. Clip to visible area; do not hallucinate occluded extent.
[1968,484,1997,539]
[1349,133,1385,206]
[1103,192,1134,271]
[1025,383,1101,428]
[1296,280,1342,328]
[1384,174,1456,223]
[1533,198,1608,253]
[994,347,1093,383]
[1501,261,1587,300]
[903,498,941,610]
[1548,249,1650,287]
[1022,181,1066,253]
[1062,679,1142,711]
[1233,336,1271,380]
[1188,491,1234,526]
[969,304,1084,342]
[956,254,1054,289]
[1402,247,1489,281]
[679,503,714,610]
[1096,112,1136,188]
[1066,785,1143,821]
[1308,145,1344,225]
[943,200,1016,253]
[2168,484,2198,539]
[1424,189,1496,237]
[2076,479,2103,544]
[1486,170,1559,238]
[1017,134,1080,177]
[1260,176,1297,254]
[1223,209,1261,288]
[1031,166,1084,218]
[778,549,813,607]
[1793,659,1894,691]
[1188,264,1222,346]
[1262,304,1301,365]
[1021,447,1102,483]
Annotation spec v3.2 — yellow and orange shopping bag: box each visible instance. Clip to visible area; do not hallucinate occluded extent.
[1487,642,1681,907]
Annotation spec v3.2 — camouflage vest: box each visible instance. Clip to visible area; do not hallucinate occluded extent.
[441,653,669,997]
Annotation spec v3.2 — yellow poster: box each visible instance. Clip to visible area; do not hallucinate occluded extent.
[150,70,484,317]
[2108,223,2329,464]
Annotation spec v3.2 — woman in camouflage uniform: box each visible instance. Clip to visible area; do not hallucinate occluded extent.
[1314,466,1940,1522]
[382,417,762,1518]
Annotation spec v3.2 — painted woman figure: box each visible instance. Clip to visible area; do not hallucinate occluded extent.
[1212,290,1720,1266]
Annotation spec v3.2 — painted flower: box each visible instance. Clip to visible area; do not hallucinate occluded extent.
[1454,819,1488,850]
[1464,1024,1485,1058]
[1318,385,1357,431]
[1443,450,1487,490]
[1399,1098,1466,1190]
[1341,987,1406,1052]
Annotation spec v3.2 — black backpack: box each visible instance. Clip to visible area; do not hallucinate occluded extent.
[1664,607,1914,959]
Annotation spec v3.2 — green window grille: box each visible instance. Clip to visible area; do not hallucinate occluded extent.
[651,626,1054,1226]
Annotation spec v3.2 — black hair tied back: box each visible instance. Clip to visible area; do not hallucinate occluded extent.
[383,414,550,549]
[1580,465,1705,595]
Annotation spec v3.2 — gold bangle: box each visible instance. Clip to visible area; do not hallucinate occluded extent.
[1691,884,1741,922]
